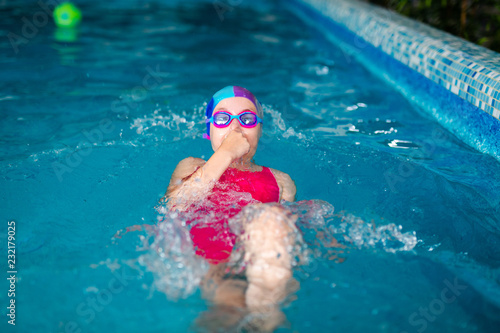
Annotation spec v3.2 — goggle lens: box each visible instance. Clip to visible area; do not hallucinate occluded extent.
[209,111,262,128]
[240,113,257,126]
[214,113,231,126]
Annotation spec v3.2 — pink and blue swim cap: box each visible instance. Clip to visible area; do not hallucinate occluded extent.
[204,86,264,139]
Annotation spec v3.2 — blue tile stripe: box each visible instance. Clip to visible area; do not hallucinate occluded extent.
[295,0,500,122]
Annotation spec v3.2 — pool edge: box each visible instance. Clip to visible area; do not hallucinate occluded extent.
[286,0,500,162]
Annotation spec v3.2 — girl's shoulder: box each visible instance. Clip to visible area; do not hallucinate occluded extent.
[267,167,292,181]
[171,157,206,179]
[267,167,296,202]
[177,156,206,168]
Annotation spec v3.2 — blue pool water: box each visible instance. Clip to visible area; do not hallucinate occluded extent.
[1,0,499,332]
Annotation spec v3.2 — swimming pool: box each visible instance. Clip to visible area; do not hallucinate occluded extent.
[1,0,499,332]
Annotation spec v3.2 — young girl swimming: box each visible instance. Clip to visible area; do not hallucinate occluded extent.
[163,86,300,330]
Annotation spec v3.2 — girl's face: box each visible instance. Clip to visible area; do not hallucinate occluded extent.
[209,97,262,160]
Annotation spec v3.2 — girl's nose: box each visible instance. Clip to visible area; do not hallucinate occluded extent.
[229,117,241,130]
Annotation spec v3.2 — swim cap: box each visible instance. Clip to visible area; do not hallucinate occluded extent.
[204,86,263,139]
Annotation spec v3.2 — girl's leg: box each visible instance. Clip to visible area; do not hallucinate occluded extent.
[196,204,300,332]
[240,204,299,312]
[199,262,247,308]
[196,263,248,331]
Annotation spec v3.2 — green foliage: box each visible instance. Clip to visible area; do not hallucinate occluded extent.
[367,0,500,53]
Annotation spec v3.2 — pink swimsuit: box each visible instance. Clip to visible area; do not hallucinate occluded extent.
[186,166,280,264]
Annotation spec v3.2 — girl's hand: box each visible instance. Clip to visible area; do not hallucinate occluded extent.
[218,129,251,161]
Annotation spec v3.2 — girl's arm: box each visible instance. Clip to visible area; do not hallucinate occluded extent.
[164,130,250,209]
[164,148,232,199]
[164,156,207,198]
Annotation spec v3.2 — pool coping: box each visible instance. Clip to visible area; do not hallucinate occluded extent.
[287,0,500,161]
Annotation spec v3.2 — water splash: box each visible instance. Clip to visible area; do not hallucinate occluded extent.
[284,200,418,255]
[128,103,310,145]
[130,198,417,301]
[339,215,418,252]
[137,210,209,301]
[130,107,200,139]
[261,104,309,142]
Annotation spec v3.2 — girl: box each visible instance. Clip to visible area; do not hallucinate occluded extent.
[163,86,300,330]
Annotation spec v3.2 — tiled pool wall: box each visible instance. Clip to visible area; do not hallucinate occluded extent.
[287,0,500,161]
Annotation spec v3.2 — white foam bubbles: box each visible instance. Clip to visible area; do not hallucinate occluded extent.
[137,210,209,301]
[130,107,199,139]
[285,200,418,255]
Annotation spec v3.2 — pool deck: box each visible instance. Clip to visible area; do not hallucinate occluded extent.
[288,0,500,161]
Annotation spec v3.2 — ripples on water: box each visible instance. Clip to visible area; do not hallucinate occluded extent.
[2,1,500,331]
[129,195,417,302]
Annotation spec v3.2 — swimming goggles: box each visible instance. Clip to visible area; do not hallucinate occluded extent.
[206,110,263,128]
